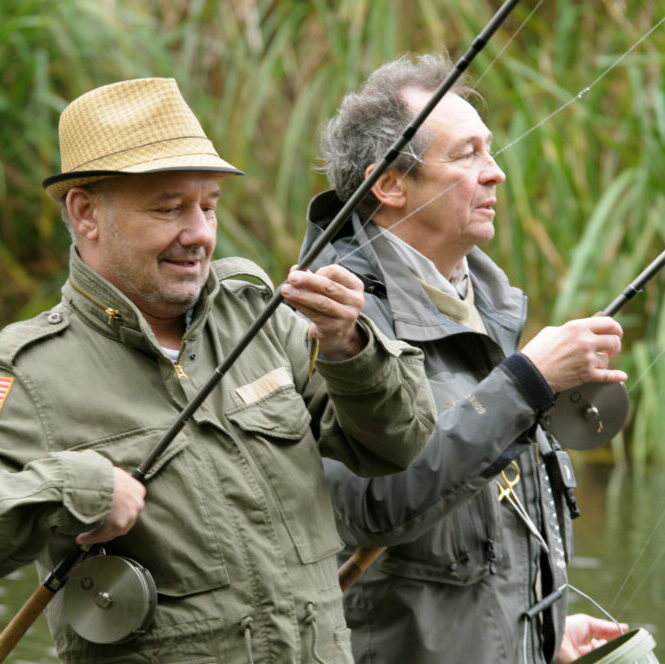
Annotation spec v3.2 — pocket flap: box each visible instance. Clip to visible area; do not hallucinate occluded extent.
[72,425,189,480]
[228,383,311,442]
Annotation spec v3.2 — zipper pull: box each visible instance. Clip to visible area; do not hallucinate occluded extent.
[174,342,188,379]
[104,307,120,326]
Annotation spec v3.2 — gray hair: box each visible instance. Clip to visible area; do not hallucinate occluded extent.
[320,53,475,219]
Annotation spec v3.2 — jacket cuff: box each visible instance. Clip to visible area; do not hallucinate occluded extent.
[501,352,555,414]
[315,314,408,392]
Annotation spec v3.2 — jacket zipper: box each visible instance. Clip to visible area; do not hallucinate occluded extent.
[69,278,121,326]
[174,342,188,379]
[486,538,497,575]
[480,487,498,575]
[71,277,187,379]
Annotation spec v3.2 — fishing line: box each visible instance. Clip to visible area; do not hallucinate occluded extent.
[472,0,544,88]
[330,0,542,266]
[332,9,665,269]
[608,508,665,616]
[521,584,623,664]
[616,539,665,619]
[323,2,665,633]
[494,12,665,157]
[598,346,665,614]
[626,344,665,395]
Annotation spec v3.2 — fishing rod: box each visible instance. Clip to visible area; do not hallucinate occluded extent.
[603,249,665,317]
[0,0,521,658]
[340,248,665,593]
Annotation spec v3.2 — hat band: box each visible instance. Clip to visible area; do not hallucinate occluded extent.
[65,135,212,172]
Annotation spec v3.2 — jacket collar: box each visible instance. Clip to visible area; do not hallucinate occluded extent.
[62,246,218,353]
[304,189,526,348]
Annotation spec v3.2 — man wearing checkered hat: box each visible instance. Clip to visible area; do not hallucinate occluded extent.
[0,78,436,662]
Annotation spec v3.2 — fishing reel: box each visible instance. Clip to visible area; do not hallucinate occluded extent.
[543,382,630,451]
[63,551,157,644]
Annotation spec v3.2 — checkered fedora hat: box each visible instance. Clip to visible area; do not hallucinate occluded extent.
[43,78,242,200]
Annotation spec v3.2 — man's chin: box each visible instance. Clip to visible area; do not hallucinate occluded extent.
[147,284,204,313]
[164,290,202,309]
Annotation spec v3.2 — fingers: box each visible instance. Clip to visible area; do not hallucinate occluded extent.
[76,467,146,545]
[585,616,629,639]
[282,265,364,312]
[585,315,623,336]
[521,317,627,393]
[281,265,367,360]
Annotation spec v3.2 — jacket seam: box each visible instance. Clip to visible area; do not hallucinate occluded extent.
[3,369,54,454]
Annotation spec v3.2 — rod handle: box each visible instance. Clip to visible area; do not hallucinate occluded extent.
[0,584,55,662]
[339,547,387,591]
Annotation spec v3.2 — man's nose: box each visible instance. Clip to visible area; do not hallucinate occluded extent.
[480,154,506,185]
[179,206,216,246]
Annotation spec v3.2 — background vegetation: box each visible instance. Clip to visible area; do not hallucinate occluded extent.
[1,0,664,465]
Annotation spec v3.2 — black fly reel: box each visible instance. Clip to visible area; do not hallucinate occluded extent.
[544,382,630,451]
[63,552,157,644]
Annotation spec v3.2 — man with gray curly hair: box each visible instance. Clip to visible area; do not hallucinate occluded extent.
[299,53,627,663]
[322,53,475,221]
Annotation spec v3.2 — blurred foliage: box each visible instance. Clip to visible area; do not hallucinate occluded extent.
[1,0,664,464]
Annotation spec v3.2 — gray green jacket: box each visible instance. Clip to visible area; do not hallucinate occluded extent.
[300,190,574,664]
[0,247,435,664]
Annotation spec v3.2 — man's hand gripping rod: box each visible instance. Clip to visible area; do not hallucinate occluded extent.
[0,1,520,659]
[342,249,665,592]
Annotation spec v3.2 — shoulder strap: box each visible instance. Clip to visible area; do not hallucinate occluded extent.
[211,257,274,292]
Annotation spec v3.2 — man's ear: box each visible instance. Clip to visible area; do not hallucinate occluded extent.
[366,164,407,209]
[65,188,100,241]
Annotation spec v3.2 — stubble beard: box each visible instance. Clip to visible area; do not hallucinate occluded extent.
[104,218,208,314]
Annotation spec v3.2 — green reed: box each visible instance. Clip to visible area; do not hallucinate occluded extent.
[1,0,664,464]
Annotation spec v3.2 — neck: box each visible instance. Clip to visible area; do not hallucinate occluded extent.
[432,251,466,282]
[372,214,469,281]
[140,310,186,349]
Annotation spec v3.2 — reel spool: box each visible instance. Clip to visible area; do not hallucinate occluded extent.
[63,554,157,644]
[545,382,630,451]
[571,627,659,663]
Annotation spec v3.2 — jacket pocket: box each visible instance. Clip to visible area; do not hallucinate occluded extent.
[377,485,502,585]
[227,384,343,564]
[69,425,230,597]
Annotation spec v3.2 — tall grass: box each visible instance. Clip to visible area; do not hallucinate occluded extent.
[1,0,664,464]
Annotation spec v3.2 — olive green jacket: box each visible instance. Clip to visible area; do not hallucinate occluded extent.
[0,248,435,663]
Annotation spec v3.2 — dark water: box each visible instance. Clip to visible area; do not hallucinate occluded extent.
[568,463,665,660]
[0,566,58,663]
[0,463,664,663]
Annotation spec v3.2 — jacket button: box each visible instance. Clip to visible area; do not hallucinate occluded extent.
[47,312,62,324]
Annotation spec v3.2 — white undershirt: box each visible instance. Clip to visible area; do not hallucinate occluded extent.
[162,346,179,363]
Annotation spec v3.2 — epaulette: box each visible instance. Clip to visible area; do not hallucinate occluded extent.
[0,304,69,367]
[211,257,274,293]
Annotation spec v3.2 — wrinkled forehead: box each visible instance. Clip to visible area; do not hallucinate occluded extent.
[403,87,491,144]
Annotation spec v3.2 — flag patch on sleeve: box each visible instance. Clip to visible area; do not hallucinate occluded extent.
[0,377,15,413]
